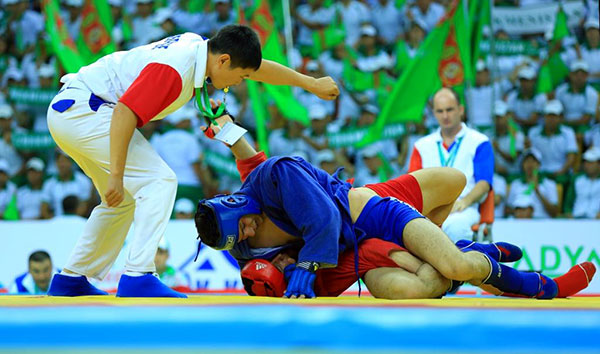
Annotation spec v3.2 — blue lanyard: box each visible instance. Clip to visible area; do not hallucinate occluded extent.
[437,136,463,167]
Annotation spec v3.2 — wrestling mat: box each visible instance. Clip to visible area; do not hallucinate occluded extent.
[1,295,599,354]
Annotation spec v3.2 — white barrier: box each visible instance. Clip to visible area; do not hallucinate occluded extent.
[1,218,599,294]
[492,1,585,35]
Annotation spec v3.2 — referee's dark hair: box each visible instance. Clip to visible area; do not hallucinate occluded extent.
[29,250,51,264]
[209,25,262,71]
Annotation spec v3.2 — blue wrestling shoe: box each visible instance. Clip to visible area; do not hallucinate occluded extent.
[47,274,108,296]
[116,273,187,298]
[456,240,522,262]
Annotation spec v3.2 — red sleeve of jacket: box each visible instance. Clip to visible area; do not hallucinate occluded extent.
[408,147,422,172]
[236,151,268,182]
[119,63,183,127]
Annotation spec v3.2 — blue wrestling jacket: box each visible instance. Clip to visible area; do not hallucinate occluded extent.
[228,156,359,268]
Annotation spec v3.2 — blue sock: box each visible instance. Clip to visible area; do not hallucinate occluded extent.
[456,240,522,262]
[47,274,108,296]
[483,255,557,298]
[116,274,187,298]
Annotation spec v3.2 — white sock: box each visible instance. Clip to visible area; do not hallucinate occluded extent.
[60,270,83,277]
[124,271,147,277]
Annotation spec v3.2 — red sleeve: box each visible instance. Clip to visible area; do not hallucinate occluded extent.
[236,151,268,182]
[119,63,183,127]
[408,147,422,172]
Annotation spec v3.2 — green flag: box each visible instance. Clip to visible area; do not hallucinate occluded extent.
[537,7,570,93]
[77,0,116,64]
[311,6,345,59]
[472,0,490,68]
[360,0,471,146]
[248,0,309,125]
[42,0,86,73]
[3,194,19,220]
[246,80,271,155]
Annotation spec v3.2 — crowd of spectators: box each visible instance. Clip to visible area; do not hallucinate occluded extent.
[0,0,599,221]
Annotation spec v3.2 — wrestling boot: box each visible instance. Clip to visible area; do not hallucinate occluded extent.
[456,240,522,262]
[116,273,187,298]
[483,254,557,299]
[47,274,108,296]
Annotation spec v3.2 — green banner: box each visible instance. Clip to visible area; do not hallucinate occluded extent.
[8,87,57,106]
[12,132,56,151]
[327,123,405,148]
[479,39,539,56]
[203,150,239,179]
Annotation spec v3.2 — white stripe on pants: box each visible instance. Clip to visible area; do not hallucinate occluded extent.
[47,85,177,280]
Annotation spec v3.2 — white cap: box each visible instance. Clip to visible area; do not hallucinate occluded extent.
[38,64,56,78]
[494,101,508,116]
[360,25,377,37]
[154,8,173,24]
[544,99,563,115]
[26,157,45,171]
[305,60,319,72]
[309,104,327,120]
[513,195,534,209]
[518,66,536,80]
[362,104,379,115]
[570,60,589,72]
[522,148,542,163]
[583,147,600,162]
[0,104,13,119]
[584,18,599,30]
[3,67,24,82]
[0,159,9,174]
[167,107,196,125]
[174,198,195,214]
[108,0,122,6]
[475,59,487,72]
[64,0,83,6]
[315,149,335,165]
[362,143,381,158]
[158,236,170,251]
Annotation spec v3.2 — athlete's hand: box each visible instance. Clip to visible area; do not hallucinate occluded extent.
[284,265,317,299]
[308,76,340,100]
[105,174,124,207]
[200,99,233,139]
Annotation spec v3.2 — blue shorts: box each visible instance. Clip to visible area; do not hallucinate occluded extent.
[354,196,425,248]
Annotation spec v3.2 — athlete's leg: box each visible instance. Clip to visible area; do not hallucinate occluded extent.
[364,265,449,299]
[409,167,466,225]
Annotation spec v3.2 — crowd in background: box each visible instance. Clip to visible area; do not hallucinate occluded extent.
[0,0,599,223]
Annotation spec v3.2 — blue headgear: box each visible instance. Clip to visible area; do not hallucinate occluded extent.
[197,194,262,251]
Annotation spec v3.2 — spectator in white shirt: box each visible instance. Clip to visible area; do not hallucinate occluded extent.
[493,173,507,218]
[585,123,600,148]
[3,0,44,56]
[268,119,312,158]
[491,101,525,177]
[405,0,445,33]
[354,142,399,187]
[41,151,92,218]
[512,194,535,219]
[371,0,404,49]
[206,0,237,37]
[294,0,335,52]
[0,159,17,219]
[528,100,578,181]
[555,60,599,132]
[336,0,372,47]
[0,104,23,177]
[16,157,46,220]
[506,66,547,131]
[129,0,163,49]
[580,19,600,87]
[466,60,511,133]
[566,147,600,219]
[507,148,559,218]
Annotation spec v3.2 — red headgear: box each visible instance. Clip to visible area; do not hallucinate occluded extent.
[241,259,286,297]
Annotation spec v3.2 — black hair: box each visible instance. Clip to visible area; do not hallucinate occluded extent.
[29,250,51,264]
[194,205,221,248]
[209,25,262,71]
[62,195,79,215]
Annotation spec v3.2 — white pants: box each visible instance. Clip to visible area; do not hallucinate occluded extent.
[441,205,480,243]
[47,82,177,280]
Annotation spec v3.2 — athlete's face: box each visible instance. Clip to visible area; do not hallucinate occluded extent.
[238,214,263,242]
[210,54,256,89]
[271,252,297,273]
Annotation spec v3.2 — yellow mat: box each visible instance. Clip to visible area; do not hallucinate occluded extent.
[1,295,599,309]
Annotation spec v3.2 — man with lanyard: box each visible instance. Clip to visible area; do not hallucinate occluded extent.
[409,88,494,242]
[46,25,339,298]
